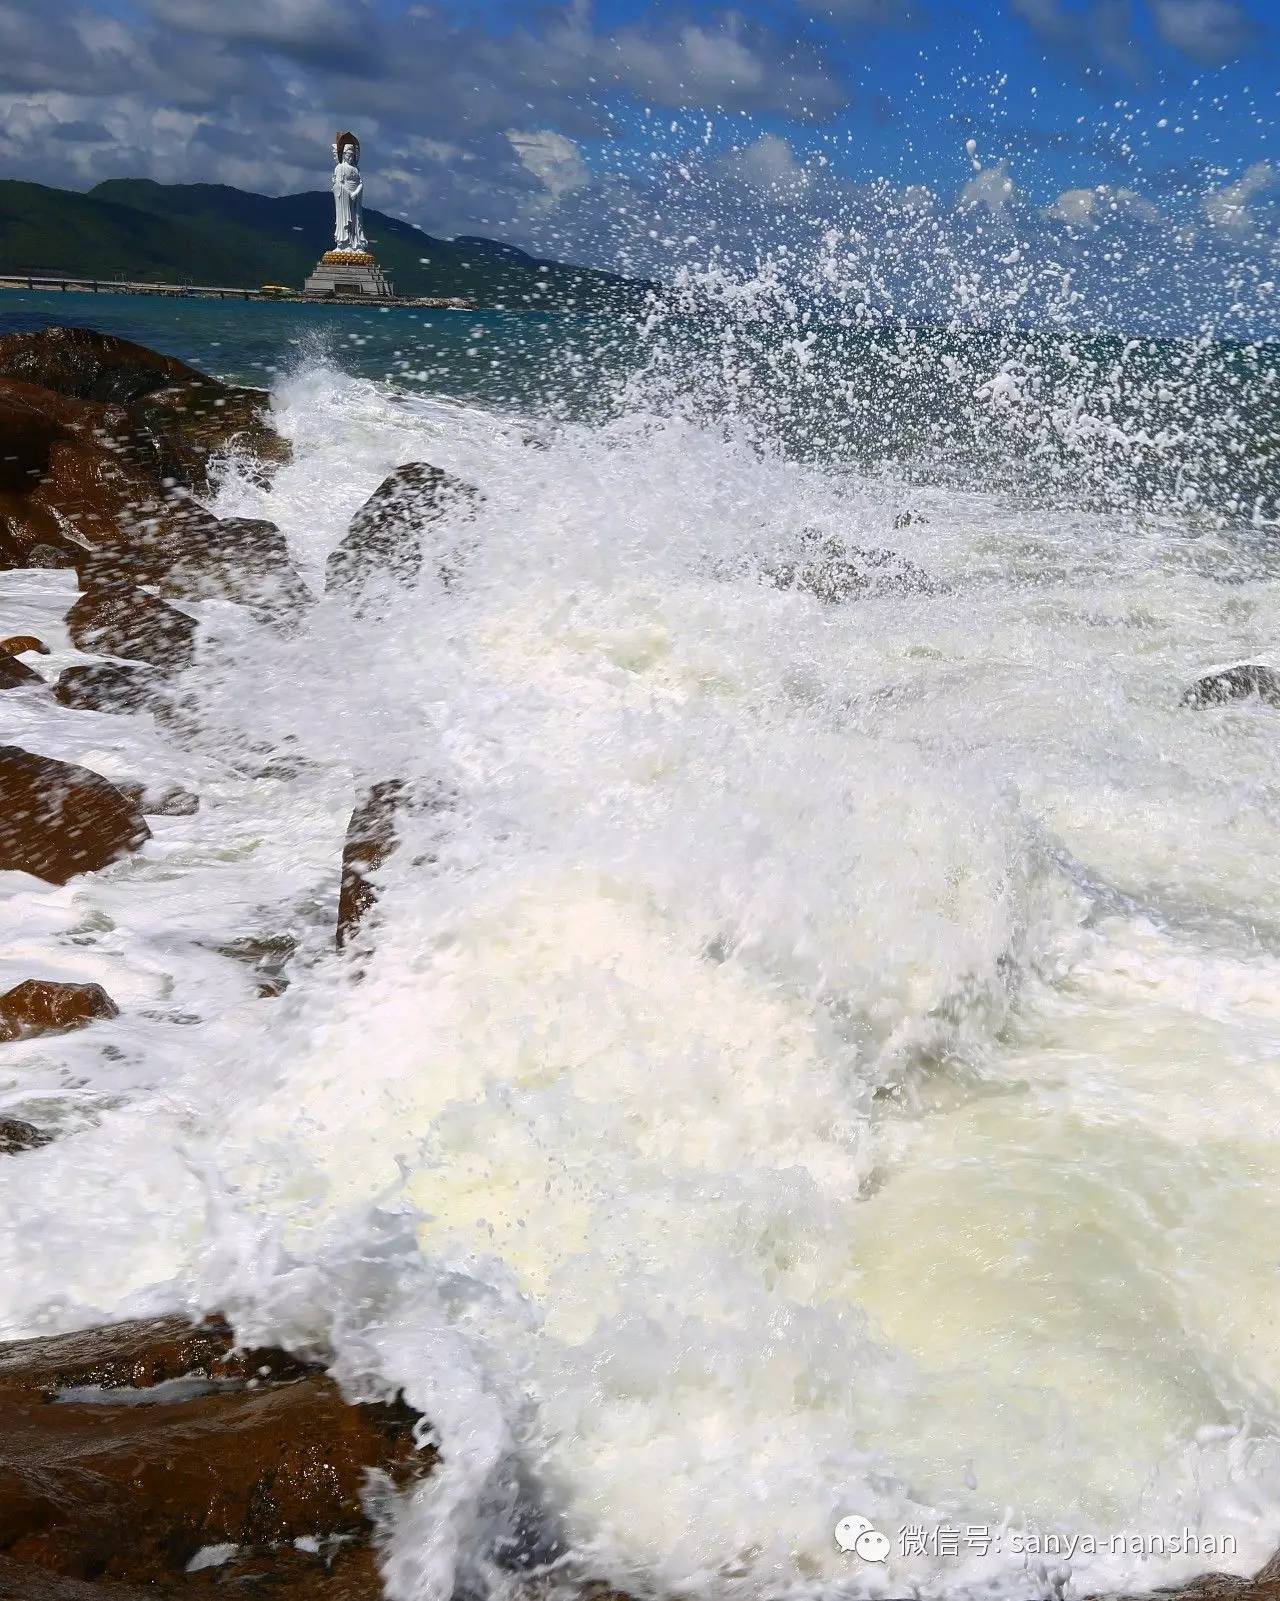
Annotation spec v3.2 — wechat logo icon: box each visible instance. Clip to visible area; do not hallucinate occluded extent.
[835,1515,891,1563]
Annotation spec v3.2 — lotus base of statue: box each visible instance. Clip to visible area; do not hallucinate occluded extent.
[304,251,396,300]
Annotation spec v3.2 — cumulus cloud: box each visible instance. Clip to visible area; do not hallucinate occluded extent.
[1010,0,1146,79]
[148,0,380,65]
[800,0,926,21]
[1012,0,1267,76]
[960,160,1018,217]
[1149,0,1262,65]
[716,133,810,192]
[1202,160,1278,232]
[1044,184,1163,225]
[506,130,590,201]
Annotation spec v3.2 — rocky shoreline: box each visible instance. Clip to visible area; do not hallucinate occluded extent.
[0,327,462,1599]
[3,325,1280,1601]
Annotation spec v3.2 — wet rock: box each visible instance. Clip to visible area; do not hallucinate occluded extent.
[0,326,290,494]
[0,1542,387,1598]
[66,586,197,672]
[0,1118,53,1154]
[130,383,291,496]
[0,980,119,1043]
[54,662,170,715]
[154,516,312,622]
[1181,665,1280,710]
[0,1315,427,1589]
[0,635,50,656]
[0,378,278,598]
[216,933,297,998]
[337,781,406,950]
[0,746,150,884]
[0,327,232,409]
[765,530,937,604]
[0,1315,317,1398]
[114,780,200,818]
[0,652,42,689]
[0,381,118,571]
[326,462,479,605]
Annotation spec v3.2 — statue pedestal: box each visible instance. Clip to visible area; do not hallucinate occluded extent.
[304,251,395,299]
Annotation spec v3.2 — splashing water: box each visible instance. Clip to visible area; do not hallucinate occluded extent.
[3,270,1280,1601]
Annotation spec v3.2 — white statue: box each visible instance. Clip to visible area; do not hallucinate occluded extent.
[332,131,367,252]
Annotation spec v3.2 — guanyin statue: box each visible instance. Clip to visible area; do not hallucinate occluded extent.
[332,132,368,254]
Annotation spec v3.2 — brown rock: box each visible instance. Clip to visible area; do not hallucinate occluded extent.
[216,933,297,998]
[0,1315,317,1398]
[0,1380,419,1584]
[0,382,117,570]
[0,1542,386,1598]
[0,327,228,408]
[0,326,290,495]
[337,782,406,951]
[0,379,212,577]
[142,515,313,621]
[0,746,150,884]
[0,635,49,656]
[66,586,197,672]
[0,374,297,610]
[0,980,119,1043]
[0,654,41,689]
[130,383,291,496]
[54,663,169,715]
[0,1118,53,1155]
[326,463,479,605]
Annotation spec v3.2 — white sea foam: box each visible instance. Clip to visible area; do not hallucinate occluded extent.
[3,353,1280,1600]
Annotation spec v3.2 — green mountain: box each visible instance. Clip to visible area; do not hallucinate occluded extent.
[0,178,650,310]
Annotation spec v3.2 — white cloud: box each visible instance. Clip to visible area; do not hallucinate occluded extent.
[1045,184,1163,226]
[1203,161,1278,233]
[506,129,590,200]
[960,160,1017,217]
[1149,0,1261,65]
[717,133,809,192]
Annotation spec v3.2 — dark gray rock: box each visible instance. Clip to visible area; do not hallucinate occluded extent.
[54,663,169,715]
[326,462,479,605]
[66,586,197,673]
[1182,665,1280,709]
[764,529,937,604]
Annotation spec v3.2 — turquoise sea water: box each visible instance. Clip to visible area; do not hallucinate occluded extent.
[0,289,627,411]
[4,287,1276,524]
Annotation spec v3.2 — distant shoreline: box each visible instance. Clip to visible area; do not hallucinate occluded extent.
[0,273,475,310]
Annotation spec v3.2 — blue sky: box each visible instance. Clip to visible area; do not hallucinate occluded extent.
[0,0,1277,325]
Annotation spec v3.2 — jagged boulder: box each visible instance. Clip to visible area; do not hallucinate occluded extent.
[0,326,290,493]
[0,636,49,656]
[0,379,220,577]
[337,781,407,950]
[54,662,170,714]
[0,375,297,609]
[0,1119,53,1155]
[326,462,479,604]
[0,653,42,689]
[0,980,118,1043]
[0,746,150,884]
[66,586,198,672]
[0,1315,427,1590]
[114,780,199,817]
[764,529,937,604]
[1182,665,1280,709]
